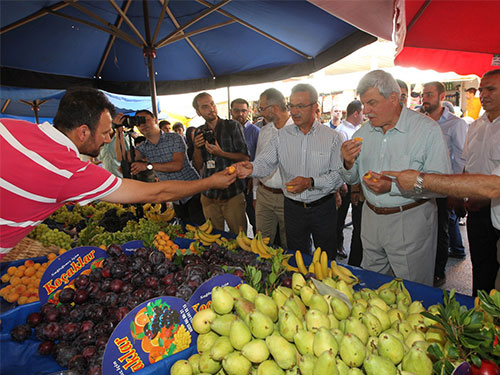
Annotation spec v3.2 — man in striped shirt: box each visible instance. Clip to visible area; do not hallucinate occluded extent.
[0,88,236,258]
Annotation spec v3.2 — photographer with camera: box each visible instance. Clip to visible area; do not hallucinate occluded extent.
[114,110,205,225]
[192,92,250,234]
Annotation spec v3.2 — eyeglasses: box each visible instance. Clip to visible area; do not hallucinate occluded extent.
[258,104,273,112]
[232,108,248,113]
[286,103,315,110]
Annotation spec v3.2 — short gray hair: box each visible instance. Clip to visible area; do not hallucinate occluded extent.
[291,83,318,104]
[357,70,400,99]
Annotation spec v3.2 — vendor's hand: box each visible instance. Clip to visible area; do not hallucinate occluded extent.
[341,139,362,170]
[207,169,237,189]
[285,176,312,194]
[363,170,392,194]
[205,140,223,156]
[339,183,348,196]
[351,191,360,206]
[335,191,342,209]
[194,132,205,149]
[233,161,253,179]
[382,169,418,191]
[130,161,148,175]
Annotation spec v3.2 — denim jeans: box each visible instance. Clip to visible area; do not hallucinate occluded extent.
[448,209,465,253]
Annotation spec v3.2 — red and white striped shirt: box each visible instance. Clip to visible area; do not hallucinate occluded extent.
[0,119,122,256]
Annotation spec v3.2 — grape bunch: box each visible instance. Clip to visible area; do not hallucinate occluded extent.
[143,305,180,339]
[50,206,83,226]
[28,224,73,249]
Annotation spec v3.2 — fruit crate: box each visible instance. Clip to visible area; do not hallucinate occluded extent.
[1,238,59,263]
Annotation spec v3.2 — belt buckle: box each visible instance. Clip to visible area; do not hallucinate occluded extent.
[303,202,309,209]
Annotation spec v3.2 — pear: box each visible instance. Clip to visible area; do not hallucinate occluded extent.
[402,347,433,375]
[397,292,411,307]
[239,283,258,302]
[407,313,426,331]
[314,349,339,375]
[323,277,338,289]
[193,308,218,334]
[328,313,339,329]
[360,288,377,301]
[367,336,379,354]
[361,312,382,337]
[368,297,389,312]
[210,336,234,361]
[339,333,366,368]
[330,296,350,320]
[278,310,303,341]
[229,319,252,350]
[266,334,297,370]
[313,327,339,357]
[249,310,274,338]
[407,300,425,315]
[387,308,405,325]
[199,352,222,374]
[404,330,425,348]
[351,302,367,320]
[171,359,193,375]
[234,298,255,325]
[336,280,354,302]
[308,294,329,315]
[305,308,330,332]
[188,354,201,375]
[336,358,350,375]
[363,354,397,375]
[347,368,364,375]
[258,360,285,375]
[255,293,278,322]
[225,286,241,299]
[299,286,315,306]
[323,295,335,314]
[425,327,446,344]
[331,328,344,346]
[285,365,299,375]
[378,289,396,305]
[222,351,252,375]
[284,296,303,318]
[338,319,346,333]
[291,273,306,295]
[393,321,413,339]
[212,287,235,314]
[382,328,404,343]
[413,340,431,352]
[197,331,220,354]
[378,332,404,365]
[353,291,362,300]
[355,298,368,308]
[272,288,289,308]
[292,295,307,316]
[293,329,315,355]
[298,354,316,375]
[211,314,237,336]
[241,339,270,363]
[367,305,391,330]
[344,316,369,345]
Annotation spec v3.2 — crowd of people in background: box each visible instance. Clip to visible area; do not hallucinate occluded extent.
[2,68,499,296]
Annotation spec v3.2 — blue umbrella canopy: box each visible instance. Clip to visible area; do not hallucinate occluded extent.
[1,0,375,98]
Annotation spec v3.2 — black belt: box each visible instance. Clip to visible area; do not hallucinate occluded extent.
[286,194,334,209]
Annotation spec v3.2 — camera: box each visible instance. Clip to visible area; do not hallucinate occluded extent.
[201,128,216,144]
[115,115,146,129]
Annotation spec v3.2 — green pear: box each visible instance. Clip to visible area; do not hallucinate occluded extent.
[278,286,294,297]
[239,283,259,303]
[360,288,377,301]
[387,308,405,325]
[266,334,297,370]
[330,296,350,320]
[285,365,299,375]
[211,314,237,336]
[425,327,446,344]
[249,311,274,339]
[338,319,346,333]
[210,336,234,361]
[331,328,344,346]
[222,351,252,375]
[402,347,433,375]
[193,308,218,334]
[229,319,252,350]
[353,291,362,300]
[336,358,350,375]
[234,298,255,325]
[407,301,425,315]
[351,302,367,320]
[272,288,289,308]
[323,277,337,290]
[328,313,339,329]
[199,352,222,374]
[347,368,364,375]
[291,273,306,295]
[378,332,404,365]
[284,296,303,318]
[323,295,335,314]
[396,292,411,306]
[344,316,369,344]
[258,360,285,375]
[406,313,426,332]
[278,310,303,342]
[309,294,329,314]
[368,297,389,312]
[241,339,270,363]
[393,321,413,339]
[339,333,366,368]
[188,354,201,375]
[298,354,316,375]
[355,298,368,308]
[314,349,338,375]
[361,312,383,337]
[225,286,241,299]
[378,289,396,305]
[198,331,220,354]
[404,330,425,348]
[255,293,278,322]
[363,354,397,375]
[305,308,330,332]
[292,295,307,316]
[336,280,354,302]
[171,360,193,375]
[366,336,378,354]
[412,340,431,352]
[299,286,315,306]
[367,305,391,330]
[382,328,404,343]
[293,329,314,355]
[313,327,339,357]
[212,287,235,314]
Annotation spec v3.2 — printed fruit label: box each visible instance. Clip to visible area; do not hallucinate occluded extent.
[121,241,144,255]
[188,274,242,313]
[38,247,107,304]
[102,297,196,374]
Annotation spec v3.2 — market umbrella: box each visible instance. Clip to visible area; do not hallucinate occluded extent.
[0,0,377,116]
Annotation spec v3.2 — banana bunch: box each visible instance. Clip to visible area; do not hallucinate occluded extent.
[215,237,238,251]
[185,219,213,234]
[236,229,274,259]
[194,228,220,246]
[144,204,175,222]
[376,277,412,303]
[330,260,359,285]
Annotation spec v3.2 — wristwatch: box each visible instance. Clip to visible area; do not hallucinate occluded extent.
[413,172,425,193]
[146,163,153,171]
[308,177,315,191]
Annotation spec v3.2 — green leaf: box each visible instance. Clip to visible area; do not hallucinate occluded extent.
[428,343,444,359]
[447,345,459,359]
[147,304,153,316]
[470,354,482,368]
[159,337,164,347]
[137,332,145,339]
[130,321,136,335]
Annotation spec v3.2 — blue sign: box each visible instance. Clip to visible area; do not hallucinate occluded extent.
[188,274,242,314]
[121,240,144,255]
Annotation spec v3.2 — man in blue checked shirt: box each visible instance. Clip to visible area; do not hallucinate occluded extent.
[233,83,344,259]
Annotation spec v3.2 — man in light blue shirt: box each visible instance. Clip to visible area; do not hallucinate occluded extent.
[234,84,344,259]
[341,70,451,286]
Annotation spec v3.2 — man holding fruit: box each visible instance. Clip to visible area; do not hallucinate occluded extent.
[340,70,451,286]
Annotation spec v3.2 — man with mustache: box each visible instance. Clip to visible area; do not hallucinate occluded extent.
[340,70,451,286]
[422,81,469,287]
[460,69,500,295]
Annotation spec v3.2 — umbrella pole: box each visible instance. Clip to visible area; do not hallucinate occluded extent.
[227,86,230,119]
[142,0,158,118]
[32,100,40,124]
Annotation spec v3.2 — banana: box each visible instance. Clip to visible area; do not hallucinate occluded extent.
[336,262,359,284]
[256,232,272,258]
[308,262,315,274]
[199,219,213,233]
[185,224,197,233]
[195,229,221,246]
[262,237,270,245]
[295,250,308,275]
[320,250,329,279]
[163,207,175,221]
[283,258,299,272]
[236,230,252,252]
[312,247,322,263]
[330,260,356,285]
[376,278,397,293]
[314,261,324,280]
